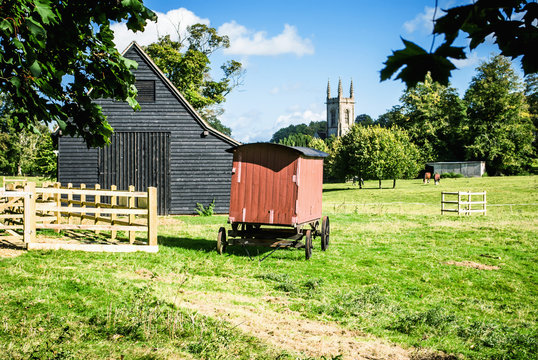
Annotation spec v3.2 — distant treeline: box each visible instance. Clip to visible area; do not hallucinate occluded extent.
[271,55,537,179]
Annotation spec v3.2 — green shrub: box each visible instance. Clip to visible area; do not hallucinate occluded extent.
[195,199,215,216]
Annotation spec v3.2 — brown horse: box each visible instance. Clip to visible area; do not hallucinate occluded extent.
[423,172,431,184]
[434,173,441,185]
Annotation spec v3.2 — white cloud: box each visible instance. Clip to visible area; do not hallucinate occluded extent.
[112,9,314,58]
[403,7,435,34]
[269,82,303,95]
[218,21,314,57]
[224,105,325,143]
[274,108,325,129]
[223,110,265,143]
[452,52,484,69]
[111,8,209,51]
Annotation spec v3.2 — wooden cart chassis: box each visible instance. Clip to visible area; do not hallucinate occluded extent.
[217,216,330,260]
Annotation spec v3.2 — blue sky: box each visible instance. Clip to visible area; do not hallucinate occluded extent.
[112,0,508,143]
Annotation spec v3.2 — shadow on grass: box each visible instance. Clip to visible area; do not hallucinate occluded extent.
[323,186,395,192]
[0,239,25,250]
[158,234,280,259]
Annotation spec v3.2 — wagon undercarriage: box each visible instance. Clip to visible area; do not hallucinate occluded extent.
[217,216,329,260]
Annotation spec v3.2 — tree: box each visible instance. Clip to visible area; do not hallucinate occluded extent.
[144,26,244,112]
[0,118,19,175]
[0,0,157,147]
[34,132,57,178]
[277,134,329,152]
[0,98,55,177]
[525,74,538,156]
[199,106,232,136]
[308,138,329,153]
[270,121,327,143]
[355,114,374,127]
[376,106,405,128]
[395,73,467,162]
[278,133,313,147]
[333,125,421,188]
[381,1,537,88]
[464,55,535,175]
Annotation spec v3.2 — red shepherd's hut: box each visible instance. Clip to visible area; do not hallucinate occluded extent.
[226,143,328,227]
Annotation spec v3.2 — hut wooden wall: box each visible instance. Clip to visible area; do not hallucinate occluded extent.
[229,144,298,225]
[296,157,324,225]
[58,45,236,214]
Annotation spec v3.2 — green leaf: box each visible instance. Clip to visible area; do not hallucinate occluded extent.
[381,39,463,87]
[57,118,67,130]
[434,44,466,60]
[10,77,21,88]
[122,57,138,69]
[29,60,42,77]
[126,95,140,111]
[0,19,13,33]
[33,0,56,25]
[13,38,23,49]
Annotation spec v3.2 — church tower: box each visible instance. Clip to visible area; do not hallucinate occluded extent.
[326,78,355,137]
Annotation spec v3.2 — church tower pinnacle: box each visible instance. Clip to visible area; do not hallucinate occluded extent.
[326,78,356,137]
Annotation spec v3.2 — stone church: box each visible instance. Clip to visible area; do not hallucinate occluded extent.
[326,79,355,137]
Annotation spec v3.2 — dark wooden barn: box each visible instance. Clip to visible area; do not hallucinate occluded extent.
[57,42,241,215]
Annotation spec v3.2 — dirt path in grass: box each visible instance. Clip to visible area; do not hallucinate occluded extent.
[175,290,445,360]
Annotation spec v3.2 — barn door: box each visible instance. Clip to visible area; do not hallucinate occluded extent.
[99,132,171,215]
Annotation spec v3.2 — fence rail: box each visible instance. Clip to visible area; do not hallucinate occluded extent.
[0,182,158,250]
[441,191,487,215]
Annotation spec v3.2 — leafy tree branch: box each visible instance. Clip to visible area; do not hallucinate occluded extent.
[0,0,157,147]
[381,0,537,87]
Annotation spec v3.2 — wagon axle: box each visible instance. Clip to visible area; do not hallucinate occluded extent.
[216,216,329,260]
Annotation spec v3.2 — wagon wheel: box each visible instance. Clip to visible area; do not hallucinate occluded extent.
[321,216,330,251]
[217,227,227,254]
[304,229,312,260]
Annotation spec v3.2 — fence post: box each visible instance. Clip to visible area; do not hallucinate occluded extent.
[129,185,135,244]
[54,182,61,233]
[483,191,487,216]
[457,191,461,215]
[110,185,117,241]
[80,184,86,224]
[94,184,100,234]
[23,182,36,245]
[147,187,157,246]
[67,183,73,224]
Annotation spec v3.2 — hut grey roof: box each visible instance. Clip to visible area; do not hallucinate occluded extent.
[227,143,329,158]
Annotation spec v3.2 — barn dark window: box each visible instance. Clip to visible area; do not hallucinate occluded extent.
[135,80,155,102]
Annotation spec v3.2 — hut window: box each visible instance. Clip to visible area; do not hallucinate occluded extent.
[136,80,155,102]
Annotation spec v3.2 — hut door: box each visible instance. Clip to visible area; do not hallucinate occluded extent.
[98,132,171,215]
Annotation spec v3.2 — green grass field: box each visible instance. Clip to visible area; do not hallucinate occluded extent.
[0,176,536,359]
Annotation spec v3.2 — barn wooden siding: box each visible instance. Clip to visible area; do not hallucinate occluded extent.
[99,132,171,215]
[58,44,238,215]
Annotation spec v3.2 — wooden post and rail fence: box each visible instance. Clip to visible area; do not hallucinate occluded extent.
[0,182,158,252]
[441,191,487,215]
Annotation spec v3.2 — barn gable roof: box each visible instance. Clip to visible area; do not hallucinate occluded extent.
[122,41,241,146]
